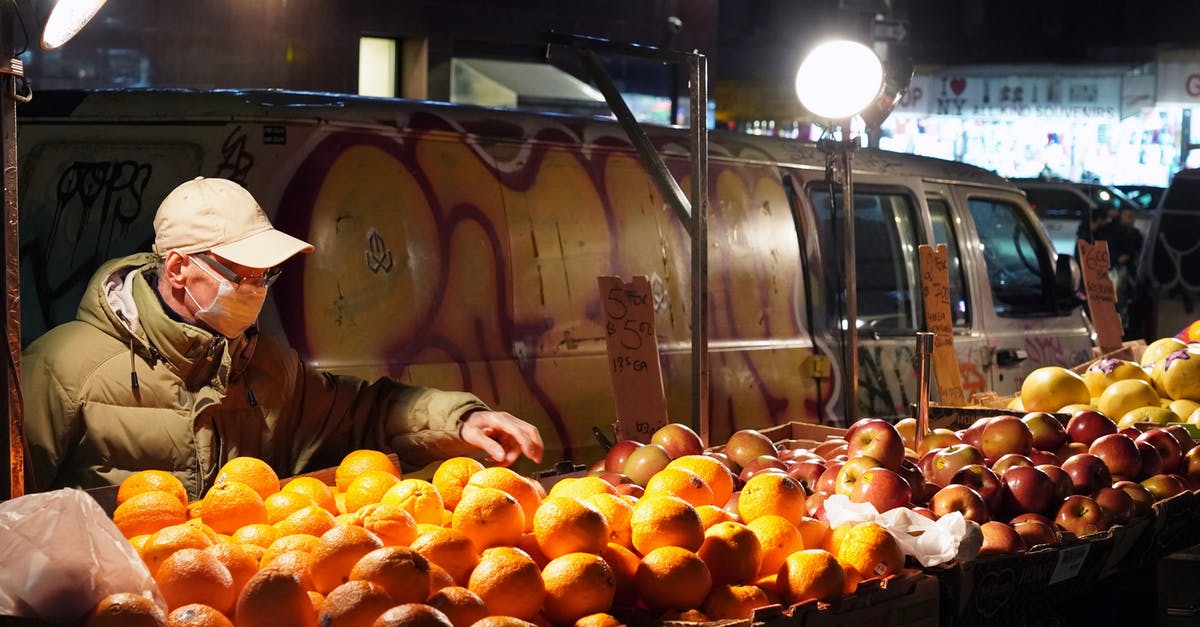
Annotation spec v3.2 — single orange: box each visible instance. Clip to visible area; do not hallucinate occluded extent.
[427,586,489,627]
[129,534,153,560]
[795,517,831,553]
[467,547,546,620]
[540,552,617,626]
[153,548,235,615]
[265,491,318,525]
[281,476,339,514]
[355,502,419,547]
[141,523,216,576]
[629,494,705,554]
[310,525,385,594]
[165,603,233,627]
[411,526,480,586]
[573,613,625,627]
[118,470,188,507]
[697,521,763,586]
[349,546,431,604]
[516,531,551,568]
[344,470,403,514]
[634,546,712,613]
[778,549,845,605]
[200,481,268,535]
[533,496,610,559]
[262,533,322,566]
[451,486,525,550]
[695,505,736,530]
[644,467,714,508]
[432,457,486,510]
[204,542,258,598]
[275,504,338,538]
[380,478,446,525]
[82,592,167,627]
[336,449,401,494]
[429,562,457,596]
[667,456,736,508]
[235,568,317,627]
[599,543,640,606]
[582,493,634,549]
[702,584,772,621]
[546,476,618,501]
[746,515,804,578]
[265,550,318,591]
[835,522,904,581]
[466,617,536,627]
[467,467,543,531]
[240,543,267,565]
[113,490,188,538]
[373,603,455,627]
[215,457,280,500]
[737,473,806,524]
[231,523,281,549]
[318,580,395,627]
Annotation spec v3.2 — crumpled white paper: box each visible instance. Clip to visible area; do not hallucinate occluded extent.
[0,488,164,624]
[823,493,983,567]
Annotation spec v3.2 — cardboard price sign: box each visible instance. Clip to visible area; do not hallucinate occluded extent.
[1077,240,1124,352]
[918,244,966,406]
[597,276,669,440]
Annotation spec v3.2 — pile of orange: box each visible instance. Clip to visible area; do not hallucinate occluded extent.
[100,447,907,625]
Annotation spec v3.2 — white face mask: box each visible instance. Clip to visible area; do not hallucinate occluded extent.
[184,256,268,338]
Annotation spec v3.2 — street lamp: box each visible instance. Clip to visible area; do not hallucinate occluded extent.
[794,39,888,425]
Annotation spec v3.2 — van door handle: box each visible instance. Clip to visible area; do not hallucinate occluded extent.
[996,348,1028,368]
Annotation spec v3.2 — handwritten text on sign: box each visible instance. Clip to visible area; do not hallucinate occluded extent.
[1078,240,1124,352]
[918,244,966,406]
[598,276,668,440]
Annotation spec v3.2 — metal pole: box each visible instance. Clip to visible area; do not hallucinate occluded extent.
[840,122,858,424]
[915,332,935,452]
[689,53,709,444]
[1,1,22,500]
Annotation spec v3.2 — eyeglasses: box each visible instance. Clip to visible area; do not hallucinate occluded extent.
[194,252,282,291]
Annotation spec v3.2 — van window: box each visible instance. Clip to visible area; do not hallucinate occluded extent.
[809,189,921,334]
[967,197,1053,316]
[927,197,971,327]
[1023,187,1088,221]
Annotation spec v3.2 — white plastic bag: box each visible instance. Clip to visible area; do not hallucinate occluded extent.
[0,488,164,624]
[823,493,983,567]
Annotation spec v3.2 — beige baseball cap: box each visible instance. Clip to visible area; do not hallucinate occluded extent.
[152,176,313,268]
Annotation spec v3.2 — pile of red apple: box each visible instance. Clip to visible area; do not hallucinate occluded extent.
[592,411,1200,559]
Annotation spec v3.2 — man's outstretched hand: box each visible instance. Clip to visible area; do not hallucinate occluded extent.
[460,410,544,466]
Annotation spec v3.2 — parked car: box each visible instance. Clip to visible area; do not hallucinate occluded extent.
[1011,177,1146,256]
[15,89,1093,466]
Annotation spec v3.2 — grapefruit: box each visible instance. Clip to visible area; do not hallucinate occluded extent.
[1020,367,1090,413]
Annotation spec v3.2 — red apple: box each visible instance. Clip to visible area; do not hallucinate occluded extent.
[605,439,644,473]
[587,458,606,473]
[1113,480,1156,518]
[911,506,938,521]
[1056,441,1089,460]
[951,464,1004,514]
[850,467,912,513]
[614,483,645,499]
[981,415,1034,460]
[725,429,778,470]
[931,484,990,523]
[990,454,1034,476]
[835,455,884,496]
[1093,485,1136,526]
[787,459,827,494]
[1022,411,1069,452]
[1165,425,1197,454]
[1136,441,1164,481]
[595,471,634,486]
[957,416,995,450]
[651,423,705,459]
[738,455,788,483]
[929,444,987,488]
[813,438,849,461]
[1012,518,1060,548]
[1055,494,1110,537]
[1141,473,1188,501]
[1089,433,1142,481]
[979,521,1027,556]
[1061,453,1113,496]
[1136,428,1183,475]
[1066,409,1118,446]
[1037,464,1075,504]
[806,490,829,520]
[894,417,917,450]
[1184,444,1200,482]
[1029,449,1062,466]
[1009,512,1054,526]
[845,419,906,471]
[1002,465,1056,517]
[622,443,672,486]
[896,459,927,504]
[917,428,963,457]
[815,461,844,496]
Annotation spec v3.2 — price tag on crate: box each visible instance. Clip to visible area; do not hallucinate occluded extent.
[598,275,669,441]
[918,244,966,406]
[1077,239,1124,352]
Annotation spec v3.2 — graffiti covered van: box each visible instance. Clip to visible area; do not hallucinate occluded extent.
[16,89,1093,468]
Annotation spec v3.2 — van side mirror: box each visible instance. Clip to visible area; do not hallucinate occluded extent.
[1053,254,1084,315]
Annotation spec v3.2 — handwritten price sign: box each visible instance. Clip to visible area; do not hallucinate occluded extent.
[918,244,966,406]
[1077,240,1124,352]
[598,276,668,440]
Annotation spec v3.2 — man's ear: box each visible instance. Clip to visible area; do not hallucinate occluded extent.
[160,251,189,288]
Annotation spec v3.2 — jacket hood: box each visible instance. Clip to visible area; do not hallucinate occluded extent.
[76,252,231,391]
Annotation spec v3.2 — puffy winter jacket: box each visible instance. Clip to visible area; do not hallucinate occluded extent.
[23,253,488,499]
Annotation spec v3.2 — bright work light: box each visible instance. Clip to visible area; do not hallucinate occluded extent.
[41,0,107,50]
[794,40,884,120]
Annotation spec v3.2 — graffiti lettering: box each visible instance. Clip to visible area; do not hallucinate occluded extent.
[49,160,152,263]
[365,228,394,273]
[215,126,254,184]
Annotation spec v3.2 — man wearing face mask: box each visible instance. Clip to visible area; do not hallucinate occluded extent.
[22,177,543,499]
